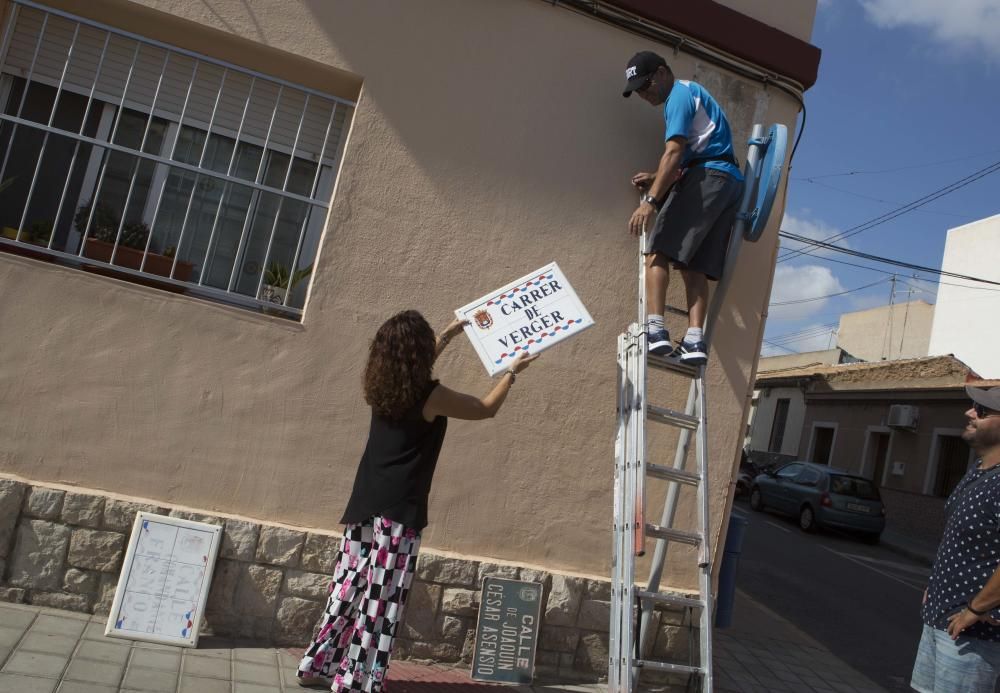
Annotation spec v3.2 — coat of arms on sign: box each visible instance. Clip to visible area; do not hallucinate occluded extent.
[474,309,493,330]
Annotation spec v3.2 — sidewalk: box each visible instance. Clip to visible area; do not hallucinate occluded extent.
[0,598,887,693]
[0,601,602,693]
[714,590,887,693]
[880,529,936,567]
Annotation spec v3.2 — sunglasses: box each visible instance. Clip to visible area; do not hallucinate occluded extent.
[973,402,1000,418]
[636,76,653,94]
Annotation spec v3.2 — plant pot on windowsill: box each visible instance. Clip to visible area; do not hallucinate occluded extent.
[261,284,287,305]
[260,262,312,313]
[82,238,194,283]
[0,225,57,262]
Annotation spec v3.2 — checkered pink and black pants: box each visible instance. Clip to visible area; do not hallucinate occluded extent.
[297,516,421,692]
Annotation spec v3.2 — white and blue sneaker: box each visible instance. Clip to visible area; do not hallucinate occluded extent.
[647,327,673,356]
[671,339,708,366]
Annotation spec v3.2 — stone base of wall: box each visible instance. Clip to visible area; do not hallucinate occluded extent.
[0,478,695,686]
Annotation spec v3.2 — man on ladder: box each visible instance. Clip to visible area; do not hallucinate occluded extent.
[623,51,745,365]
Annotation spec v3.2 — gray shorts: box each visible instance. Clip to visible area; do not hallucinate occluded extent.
[646,167,744,281]
[912,623,1000,692]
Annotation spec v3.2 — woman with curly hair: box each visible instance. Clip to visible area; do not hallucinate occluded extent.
[297,310,536,691]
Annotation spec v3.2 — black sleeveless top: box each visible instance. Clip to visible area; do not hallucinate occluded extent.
[340,381,447,531]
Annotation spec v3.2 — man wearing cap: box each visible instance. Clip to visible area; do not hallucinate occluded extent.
[622,51,744,365]
[912,385,1000,692]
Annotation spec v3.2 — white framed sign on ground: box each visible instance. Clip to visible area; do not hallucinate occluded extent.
[104,512,222,647]
[455,261,595,376]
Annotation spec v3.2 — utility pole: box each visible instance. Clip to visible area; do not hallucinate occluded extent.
[898,279,915,359]
[882,274,896,360]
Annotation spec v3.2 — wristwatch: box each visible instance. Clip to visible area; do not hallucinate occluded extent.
[641,193,658,207]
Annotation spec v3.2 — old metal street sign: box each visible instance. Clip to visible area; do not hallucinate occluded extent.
[471,577,543,684]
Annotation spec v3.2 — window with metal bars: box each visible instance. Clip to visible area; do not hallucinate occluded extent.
[0,1,355,318]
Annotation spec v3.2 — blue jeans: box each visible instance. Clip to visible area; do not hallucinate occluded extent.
[912,623,1000,692]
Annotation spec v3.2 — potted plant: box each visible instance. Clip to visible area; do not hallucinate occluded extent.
[262,261,312,305]
[28,220,54,247]
[76,201,195,282]
[1,177,20,240]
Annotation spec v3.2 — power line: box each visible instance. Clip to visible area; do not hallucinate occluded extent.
[778,231,1000,287]
[766,323,839,346]
[767,321,839,338]
[778,158,1000,263]
[773,245,1000,293]
[792,147,1000,181]
[762,339,799,354]
[769,279,888,306]
[792,179,974,220]
[898,277,1000,295]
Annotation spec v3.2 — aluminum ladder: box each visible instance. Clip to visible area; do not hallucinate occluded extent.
[609,124,776,692]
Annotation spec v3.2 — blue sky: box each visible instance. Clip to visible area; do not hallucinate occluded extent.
[763,0,1000,356]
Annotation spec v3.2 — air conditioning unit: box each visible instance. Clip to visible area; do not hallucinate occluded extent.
[888,404,919,430]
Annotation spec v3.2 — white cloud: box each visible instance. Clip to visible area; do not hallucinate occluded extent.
[768,263,846,320]
[860,0,1000,58]
[779,212,848,261]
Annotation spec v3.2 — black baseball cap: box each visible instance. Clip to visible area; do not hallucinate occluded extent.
[968,385,1000,412]
[622,51,667,97]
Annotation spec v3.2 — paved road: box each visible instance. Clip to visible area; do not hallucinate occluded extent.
[730,497,930,693]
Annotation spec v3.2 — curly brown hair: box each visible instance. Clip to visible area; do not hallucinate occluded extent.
[363,310,437,421]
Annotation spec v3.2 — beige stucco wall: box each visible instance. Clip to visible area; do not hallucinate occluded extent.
[799,392,970,494]
[0,0,805,584]
[749,386,807,457]
[757,349,844,372]
[837,300,934,363]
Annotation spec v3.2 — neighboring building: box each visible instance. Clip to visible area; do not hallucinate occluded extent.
[746,348,857,464]
[757,347,858,373]
[0,0,820,676]
[836,300,934,362]
[929,214,1000,378]
[752,355,990,546]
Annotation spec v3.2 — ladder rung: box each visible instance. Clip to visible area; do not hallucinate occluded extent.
[636,589,705,610]
[644,523,702,546]
[647,405,700,430]
[646,463,700,486]
[634,658,704,675]
[647,352,699,377]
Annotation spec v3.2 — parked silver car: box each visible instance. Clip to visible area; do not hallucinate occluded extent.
[749,461,886,543]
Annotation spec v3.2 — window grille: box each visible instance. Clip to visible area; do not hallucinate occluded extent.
[0,1,355,317]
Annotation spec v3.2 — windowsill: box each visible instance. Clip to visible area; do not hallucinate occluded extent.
[0,242,308,332]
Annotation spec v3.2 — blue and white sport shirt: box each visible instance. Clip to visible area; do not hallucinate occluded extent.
[663,80,742,181]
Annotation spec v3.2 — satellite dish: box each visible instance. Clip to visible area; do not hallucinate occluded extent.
[744,123,787,242]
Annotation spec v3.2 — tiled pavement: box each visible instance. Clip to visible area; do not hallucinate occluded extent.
[0,602,602,693]
[0,599,886,693]
[713,589,888,693]
[714,630,886,693]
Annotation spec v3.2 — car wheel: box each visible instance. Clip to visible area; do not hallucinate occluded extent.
[799,505,817,533]
[749,488,764,512]
[862,532,882,545]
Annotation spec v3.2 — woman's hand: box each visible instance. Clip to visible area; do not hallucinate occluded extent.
[510,352,539,374]
[440,318,468,342]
